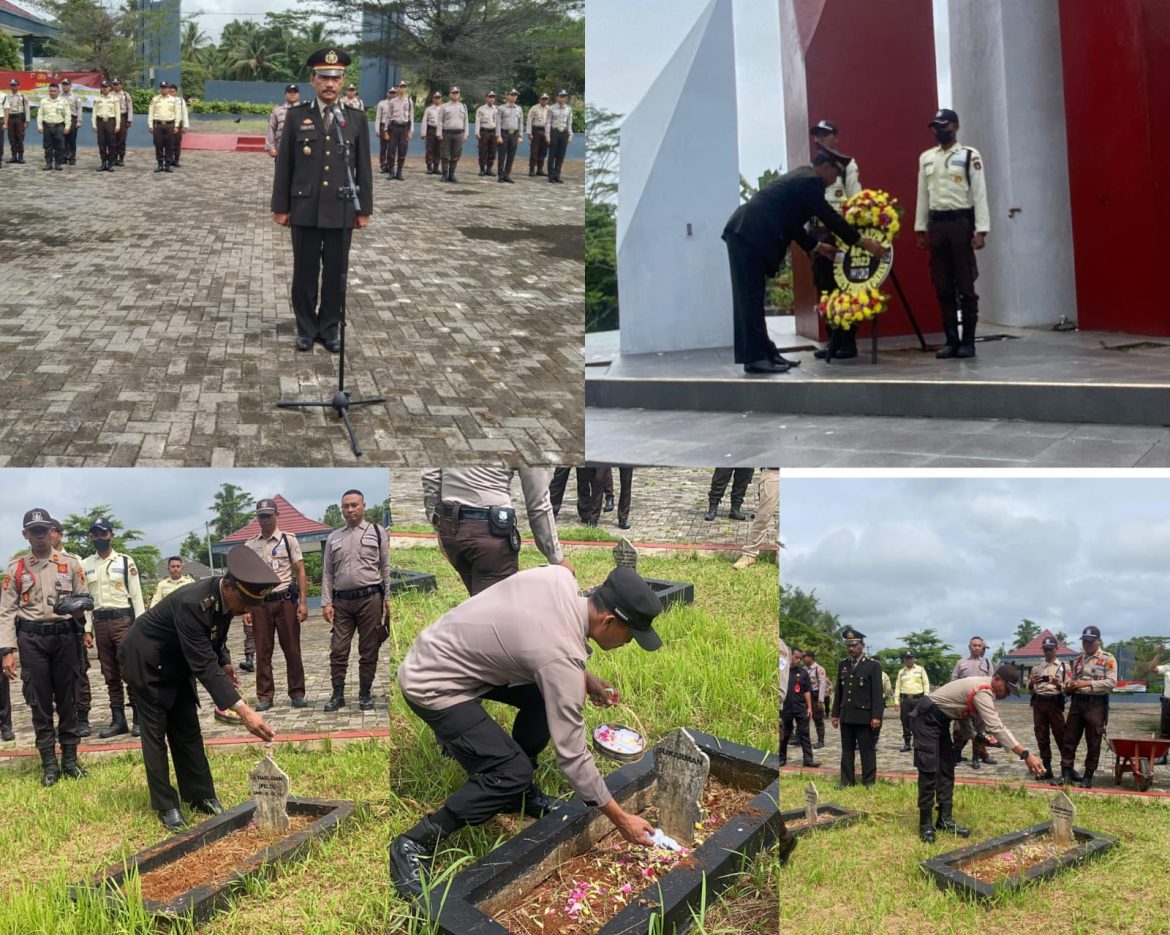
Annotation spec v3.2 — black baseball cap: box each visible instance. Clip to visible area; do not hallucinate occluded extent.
[89,518,115,534]
[903,651,916,660]
[49,519,63,532]
[929,108,959,127]
[1081,625,1102,641]
[1041,636,1057,649]
[810,119,838,135]
[9,79,19,87]
[255,498,277,515]
[225,545,280,604]
[995,664,1022,694]
[595,567,663,651]
[23,509,52,530]
[285,84,299,94]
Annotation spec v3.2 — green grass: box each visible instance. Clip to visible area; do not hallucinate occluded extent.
[779,774,1169,935]
[386,546,780,933]
[0,740,391,934]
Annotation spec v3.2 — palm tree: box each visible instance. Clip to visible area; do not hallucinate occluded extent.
[230,36,280,80]
[181,20,210,65]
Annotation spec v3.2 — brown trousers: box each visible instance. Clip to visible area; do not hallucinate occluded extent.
[6,115,25,156]
[116,117,129,158]
[389,123,410,171]
[1061,696,1106,771]
[438,512,520,597]
[440,134,464,174]
[329,593,383,685]
[477,130,498,171]
[927,215,979,332]
[529,127,548,170]
[95,612,134,708]
[96,117,117,162]
[252,596,305,701]
[425,126,440,170]
[1031,696,1066,762]
[152,122,176,165]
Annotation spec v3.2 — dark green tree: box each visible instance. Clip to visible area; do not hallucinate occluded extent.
[43,0,140,79]
[1013,618,1041,650]
[208,483,255,538]
[0,32,22,71]
[897,628,960,688]
[58,506,160,577]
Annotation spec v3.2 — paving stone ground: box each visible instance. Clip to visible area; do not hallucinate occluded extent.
[0,610,390,755]
[390,466,778,547]
[0,151,583,466]
[783,696,1170,793]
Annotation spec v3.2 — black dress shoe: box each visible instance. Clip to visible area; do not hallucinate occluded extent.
[743,359,790,374]
[191,798,224,815]
[0,727,13,742]
[604,495,615,512]
[813,348,830,359]
[160,808,186,831]
[325,338,341,353]
[618,519,631,530]
[772,354,800,367]
[834,347,858,360]
[296,336,313,352]
[254,700,273,712]
[291,697,308,708]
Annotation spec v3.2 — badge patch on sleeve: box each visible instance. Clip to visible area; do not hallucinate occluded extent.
[973,159,982,170]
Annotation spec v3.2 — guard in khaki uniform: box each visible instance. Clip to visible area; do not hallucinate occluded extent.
[496,89,523,182]
[803,649,828,747]
[777,639,797,865]
[808,120,863,361]
[437,86,469,182]
[271,47,374,353]
[830,627,883,787]
[910,667,1043,841]
[0,509,90,787]
[321,489,389,712]
[391,565,661,899]
[168,84,189,166]
[60,78,80,165]
[914,108,990,359]
[243,499,308,711]
[37,83,69,170]
[422,468,564,596]
[343,84,364,112]
[385,80,414,180]
[1059,625,1116,788]
[48,519,92,738]
[266,85,300,158]
[734,468,779,569]
[1028,636,1067,783]
[112,78,132,165]
[150,557,195,608]
[893,651,930,751]
[148,82,179,172]
[527,93,550,176]
[91,80,122,172]
[119,546,278,830]
[374,87,394,173]
[546,90,573,183]
[4,79,30,164]
[422,92,443,174]
[83,518,145,739]
[475,91,499,176]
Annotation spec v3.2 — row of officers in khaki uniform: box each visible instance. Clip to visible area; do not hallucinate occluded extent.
[0,491,389,830]
[265,82,575,183]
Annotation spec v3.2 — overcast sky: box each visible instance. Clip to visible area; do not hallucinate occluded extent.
[1,469,387,561]
[782,477,1170,655]
[587,0,951,183]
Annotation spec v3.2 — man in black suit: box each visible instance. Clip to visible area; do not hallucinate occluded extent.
[722,154,886,374]
[830,627,884,787]
[271,47,374,353]
[119,546,279,831]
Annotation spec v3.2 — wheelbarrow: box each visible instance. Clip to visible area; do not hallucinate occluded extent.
[1108,735,1170,791]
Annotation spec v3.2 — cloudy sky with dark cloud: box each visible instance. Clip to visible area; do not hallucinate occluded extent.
[782,476,1170,655]
[1,469,388,561]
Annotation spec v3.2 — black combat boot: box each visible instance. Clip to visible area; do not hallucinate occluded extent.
[239,652,255,672]
[98,705,129,739]
[61,745,88,779]
[0,722,13,742]
[359,681,374,711]
[130,706,140,738]
[40,748,60,787]
[935,807,970,837]
[1079,769,1094,789]
[935,324,960,359]
[323,682,346,712]
[956,317,978,358]
[76,708,91,738]
[155,161,164,173]
[391,815,444,899]
[728,501,748,521]
[918,810,936,843]
[1040,758,1055,782]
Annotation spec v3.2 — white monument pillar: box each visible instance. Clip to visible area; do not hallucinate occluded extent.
[947,0,1077,327]
[617,0,739,355]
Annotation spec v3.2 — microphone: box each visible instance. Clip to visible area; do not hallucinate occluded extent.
[331,103,347,128]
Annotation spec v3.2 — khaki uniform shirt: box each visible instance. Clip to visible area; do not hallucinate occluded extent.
[150,574,196,608]
[61,91,80,124]
[374,98,392,131]
[321,521,389,603]
[437,101,468,136]
[148,95,178,123]
[475,103,499,131]
[526,103,550,133]
[266,102,292,150]
[343,95,364,112]
[3,92,29,121]
[1069,649,1117,694]
[91,93,121,129]
[398,565,610,807]
[804,661,828,702]
[824,159,861,212]
[0,550,89,650]
[117,90,133,122]
[82,549,146,627]
[244,527,303,592]
[37,96,70,129]
[951,655,993,681]
[423,104,441,129]
[498,103,523,133]
[1030,657,1069,698]
[422,468,563,565]
[388,95,412,124]
[929,676,1021,750]
[172,95,189,130]
[548,103,574,138]
[893,664,930,704]
[914,143,990,233]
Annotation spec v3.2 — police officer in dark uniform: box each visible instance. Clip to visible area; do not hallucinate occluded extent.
[271,47,374,353]
[119,545,279,831]
[830,627,883,787]
[780,648,820,768]
[0,509,90,786]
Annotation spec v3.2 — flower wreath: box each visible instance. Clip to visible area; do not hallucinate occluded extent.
[817,189,902,331]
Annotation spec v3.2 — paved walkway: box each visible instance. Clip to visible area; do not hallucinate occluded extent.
[0,611,390,758]
[0,151,583,466]
[390,466,775,548]
[782,698,1169,793]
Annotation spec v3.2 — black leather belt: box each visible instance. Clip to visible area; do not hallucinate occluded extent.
[929,209,974,222]
[391,121,410,126]
[93,608,131,621]
[264,588,293,603]
[16,618,73,635]
[333,584,383,601]
[439,502,490,522]
[1071,693,1106,703]
[902,693,924,700]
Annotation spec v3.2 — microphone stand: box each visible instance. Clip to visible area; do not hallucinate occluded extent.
[278,102,385,457]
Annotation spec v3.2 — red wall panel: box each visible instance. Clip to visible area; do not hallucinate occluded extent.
[792,0,939,341]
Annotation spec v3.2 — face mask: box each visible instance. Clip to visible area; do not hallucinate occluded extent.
[94,538,113,555]
[934,128,955,145]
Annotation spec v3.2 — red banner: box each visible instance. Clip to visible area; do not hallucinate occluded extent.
[1,70,106,107]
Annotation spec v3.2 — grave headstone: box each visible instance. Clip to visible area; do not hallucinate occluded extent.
[613,537,638,571]
[653,728,710,845]
[1050,790,1075,845]
[249,747,290,834]
[804,781,819,825]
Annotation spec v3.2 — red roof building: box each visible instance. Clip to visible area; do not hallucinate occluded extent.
[214,494,335,554]
[1005,628,1078,670]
